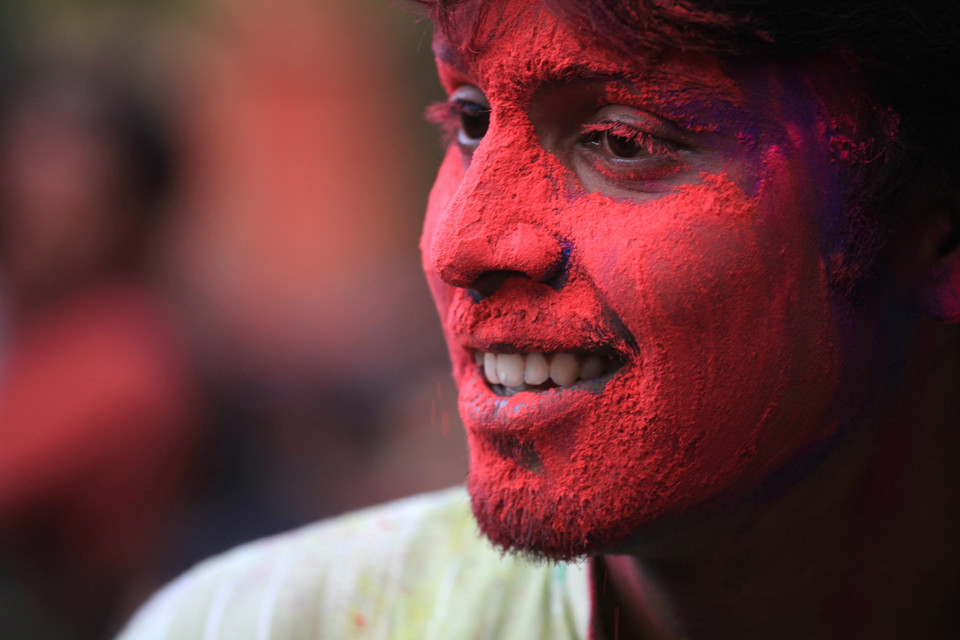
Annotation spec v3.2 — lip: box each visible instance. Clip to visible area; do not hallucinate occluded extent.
[454,340,634,435]
[453,322,632,360]
[444,276,637,435]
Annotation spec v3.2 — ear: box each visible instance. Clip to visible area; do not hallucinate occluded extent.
[917,191,960,322]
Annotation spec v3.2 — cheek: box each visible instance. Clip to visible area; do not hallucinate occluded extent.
[422,146,483,384]
[574,172,842,487]
[421,147,465,319]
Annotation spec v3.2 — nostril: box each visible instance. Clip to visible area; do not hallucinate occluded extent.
[468,271,512,301]
[463,239,571,301]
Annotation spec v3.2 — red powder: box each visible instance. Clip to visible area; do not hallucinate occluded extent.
[422,0,856,559]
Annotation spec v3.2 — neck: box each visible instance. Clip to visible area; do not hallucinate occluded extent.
[593,321,960,640]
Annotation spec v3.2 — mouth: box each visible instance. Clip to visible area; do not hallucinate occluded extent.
[473,349,625,397]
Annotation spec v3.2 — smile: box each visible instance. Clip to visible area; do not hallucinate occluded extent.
[474,350,624,396]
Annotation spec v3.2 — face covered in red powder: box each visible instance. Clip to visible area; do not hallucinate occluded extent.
[422,0,872,560]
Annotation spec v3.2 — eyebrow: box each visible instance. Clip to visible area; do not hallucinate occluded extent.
[433,41,465,69]
[544,56,739,97]
[532,70,743,121]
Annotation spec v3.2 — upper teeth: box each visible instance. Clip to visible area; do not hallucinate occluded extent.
[474,350,616,390]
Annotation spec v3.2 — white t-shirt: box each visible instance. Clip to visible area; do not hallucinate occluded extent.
[118,488,591,640]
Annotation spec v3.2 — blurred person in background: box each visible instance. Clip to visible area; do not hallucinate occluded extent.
[0,63,202,640]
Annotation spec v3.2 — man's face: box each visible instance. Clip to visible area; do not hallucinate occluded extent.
[422,0,866,559]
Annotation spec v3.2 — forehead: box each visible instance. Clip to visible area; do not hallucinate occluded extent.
[432,1,755,121]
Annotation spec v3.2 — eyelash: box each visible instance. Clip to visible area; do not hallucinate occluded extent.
[425,100,490,147]
[580,121,682,162]
[425,100,460,145]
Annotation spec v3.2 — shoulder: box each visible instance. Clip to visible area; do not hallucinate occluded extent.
[118,488,589,640]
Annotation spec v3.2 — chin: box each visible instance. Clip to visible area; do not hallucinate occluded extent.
[464,434,656,563]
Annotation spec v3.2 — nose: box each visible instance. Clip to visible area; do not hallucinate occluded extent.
[427,146,564,299]
[433,220,563,296]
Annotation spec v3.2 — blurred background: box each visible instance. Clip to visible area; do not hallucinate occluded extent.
[0,1,465,637]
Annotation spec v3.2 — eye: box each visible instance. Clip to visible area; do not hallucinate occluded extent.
[451,85,490,153]
[594,129,641,158]
[582,122,680,161]
[574,108,688,187]
[424,85,490,158]
[454,100,490,145]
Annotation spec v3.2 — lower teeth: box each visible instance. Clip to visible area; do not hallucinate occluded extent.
[491,373,619,397]
[494,382,555,396]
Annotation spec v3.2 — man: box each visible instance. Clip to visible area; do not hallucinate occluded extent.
[120,0,960,638]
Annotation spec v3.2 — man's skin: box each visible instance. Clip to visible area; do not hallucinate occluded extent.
[420,1,960,637]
